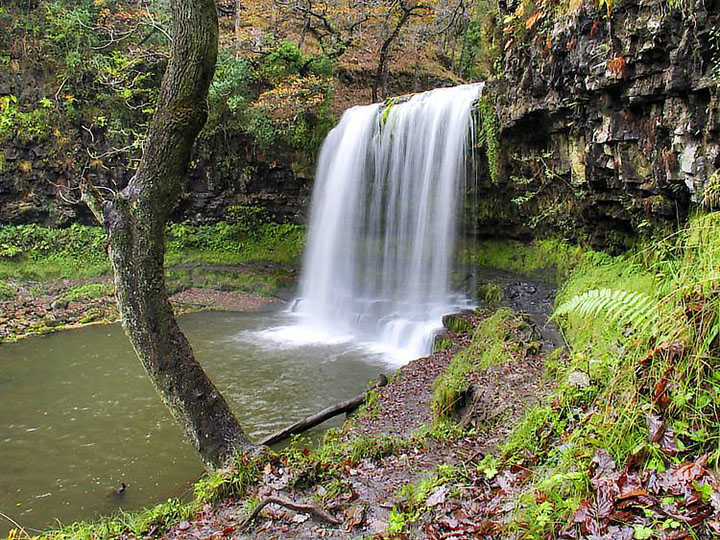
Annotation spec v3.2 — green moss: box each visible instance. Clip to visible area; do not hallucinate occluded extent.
[476,96,501,184]
[433,336,453,353]
[441,313,473,334]
[461,237,587,281]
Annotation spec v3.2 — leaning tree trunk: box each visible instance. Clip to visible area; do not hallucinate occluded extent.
[83,0,256,470]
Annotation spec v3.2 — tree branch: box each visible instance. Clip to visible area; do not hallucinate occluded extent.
[240,496,343,530]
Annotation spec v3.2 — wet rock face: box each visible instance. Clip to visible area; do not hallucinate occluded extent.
[473,0,719,249]
[174,141,312,225]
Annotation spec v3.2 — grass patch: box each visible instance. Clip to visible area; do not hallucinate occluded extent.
[476,280,503,305]
[387,464,467,534]
[41,453,266,540]
[164,222,305,267]
[0,222,305,281]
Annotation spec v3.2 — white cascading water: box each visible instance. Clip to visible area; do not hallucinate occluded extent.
[295,83,484,362]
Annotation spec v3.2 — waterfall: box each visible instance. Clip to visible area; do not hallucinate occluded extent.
[296,83,483,362]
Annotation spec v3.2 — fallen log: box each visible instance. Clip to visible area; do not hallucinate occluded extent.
[259,374,388,446]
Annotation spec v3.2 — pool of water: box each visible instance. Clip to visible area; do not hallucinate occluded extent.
[0,310,390,535]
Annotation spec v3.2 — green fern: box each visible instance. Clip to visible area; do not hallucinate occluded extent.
[554,288,659,337]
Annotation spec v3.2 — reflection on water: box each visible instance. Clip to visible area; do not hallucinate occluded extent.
[0,310,389,534]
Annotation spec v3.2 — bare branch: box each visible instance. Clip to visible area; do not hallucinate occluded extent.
[240,496,343,530]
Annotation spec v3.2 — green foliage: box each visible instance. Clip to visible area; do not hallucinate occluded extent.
[554,288,659,338]
[2,0,165,160]
[476,96,501,184]
[711,25,720,83]
[433,336,452,353]
[388,464,467,534]
[205,41,336,156]
[0,222,305,281]
[413,417,467,441]
[193,455,264,503]
[44,497,196,540]
[43,1,98,66]
[164,222,305,266]
[442,313,473,334]
[345,434,407,463]
[0,224,109,279]
[45,453,265,539]
[353,388,381,419]
[461,0,504,80]
[703,171,720,208]
[0,95,54,143]
[476,280,503,305]
[598,0,614,16]
[498,212,720,536]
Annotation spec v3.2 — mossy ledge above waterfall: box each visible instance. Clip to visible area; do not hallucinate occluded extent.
[20,213,720,539]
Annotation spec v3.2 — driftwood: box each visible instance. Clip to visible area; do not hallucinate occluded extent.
[259,374,388,446]
[239,496,342,530]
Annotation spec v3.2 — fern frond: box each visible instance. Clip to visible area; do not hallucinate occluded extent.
[554,288,659,337]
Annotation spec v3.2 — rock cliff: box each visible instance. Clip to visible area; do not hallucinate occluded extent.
[473,0,719,248]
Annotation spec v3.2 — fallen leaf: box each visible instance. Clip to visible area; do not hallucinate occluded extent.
[426,485,449,506]
[646,413,666,443]
[344,505,365,531]
[525,11,544,30]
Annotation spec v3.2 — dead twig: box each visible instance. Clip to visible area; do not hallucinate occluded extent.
[239,496,342,530]
[0,512,32,539]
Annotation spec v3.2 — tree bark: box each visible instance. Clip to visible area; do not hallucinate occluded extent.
[83,0,256,470]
